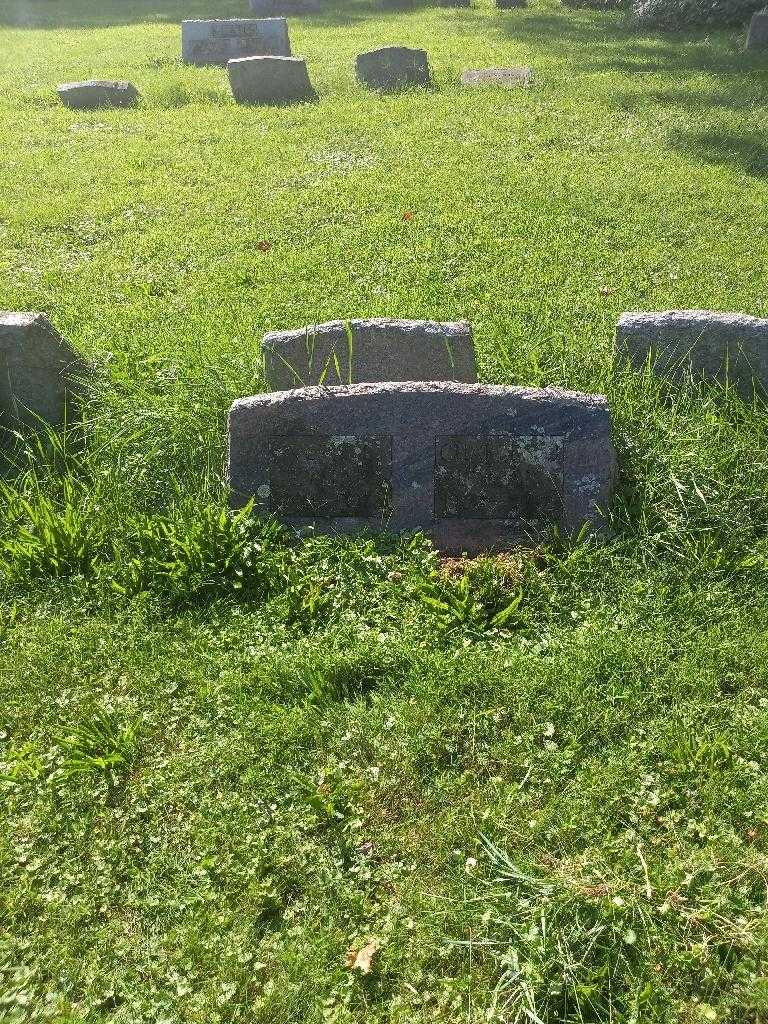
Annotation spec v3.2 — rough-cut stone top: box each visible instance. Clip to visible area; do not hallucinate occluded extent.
[57,80,135,91]
[618,310,768,333]
[232,380,610,414]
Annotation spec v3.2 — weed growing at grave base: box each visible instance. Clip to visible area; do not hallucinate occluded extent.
[2,0,768,1020]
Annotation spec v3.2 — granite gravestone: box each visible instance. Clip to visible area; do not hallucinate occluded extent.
[228,56,316,104]
[262,319,476,390]
[227,382,616,553]
[355,47,431,91]
[461,67,532,87]
[57,80,139,109]
[746,8,768,49]
[616,310,768,397]
[182,19,291,66]
[0,312,83,428]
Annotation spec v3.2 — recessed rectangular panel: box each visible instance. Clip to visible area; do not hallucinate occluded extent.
[434,434,564,521]
[268,434,392,519]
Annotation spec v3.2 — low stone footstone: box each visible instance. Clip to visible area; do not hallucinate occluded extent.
[355,46,431,91]
[228,56,316,105]
[746,8,768,49]
[249,0,321,12]
[0,312,83,428]
[616,310,768,398]
[262,319,476,390]
[57,80,139,110]
[461,67,532,87]
[182,18,290,66]
[227,382,616,554]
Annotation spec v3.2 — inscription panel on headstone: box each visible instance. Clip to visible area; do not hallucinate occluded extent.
[182,19,291,66]
[228,382,616,554]
[267,434,392,518]
[435,434,563,520]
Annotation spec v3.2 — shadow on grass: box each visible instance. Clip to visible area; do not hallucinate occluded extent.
[0,0,432,28]
[671,127,768,177]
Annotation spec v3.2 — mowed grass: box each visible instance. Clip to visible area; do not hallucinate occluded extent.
[2,0,768,1021]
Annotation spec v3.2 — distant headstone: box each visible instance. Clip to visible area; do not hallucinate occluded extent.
[227,382,616,553]
[57,80,139,110]
[438,0,471,6]
[495,0,527,8]
[262,319,476,390]
[228,56,316,104]
[0,312,83,428]
[181,18,291,66]
[746,8,768,49]
[461,67,532,87]
[355,46,431,91]
[616,310,768,397]
[249,0,321,12]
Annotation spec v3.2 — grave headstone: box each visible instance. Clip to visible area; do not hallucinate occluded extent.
[228,56,316,104]
[262,319,476,390]
[355,46,431,91]
[495,0,528,8]
[0,312,83,428]
[460,67,532,87]
[182,18,291,66]
[249,0,321,13]
[227,381,616,553]
[57,80,139,110]
[616,310,768,397]
[746,8,768,49]
[438,0,471,6]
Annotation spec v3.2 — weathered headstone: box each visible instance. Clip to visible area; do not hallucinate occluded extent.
[182,19,291,66]
[746,8,768,49]
[0,313,83,428]
[249,0,321,13]
[262,319,476,390]
[616,310,768,397]
[228,56,316,105]
[57,80,139,110]
[355,46,431,91]
[495,0,528,8]
[461,67,532,87]
[227,382,615,553]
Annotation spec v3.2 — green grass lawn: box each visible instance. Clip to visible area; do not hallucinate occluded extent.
[3,0,768,1020]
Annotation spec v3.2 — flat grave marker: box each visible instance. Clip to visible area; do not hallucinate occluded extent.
[228,381,616,553]
[57,80,139,109]
[461,67,533,87]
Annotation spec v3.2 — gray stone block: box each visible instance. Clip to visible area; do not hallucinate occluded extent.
[355,46,431,91]
[495,0,527,9]
[181,18,290,66]
[0,312,83,428]
[616,310,768,397]
[747,8,768,49]
[57,80,139,109]
[227,381,616,553]
[461,67,532,87]
[249,0,321,13]
[228,56,316,105]
[262,319,476,390]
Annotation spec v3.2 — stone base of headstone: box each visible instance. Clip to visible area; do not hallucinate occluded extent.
[181,18,291,66]
[57,80,139,110]
[461,67,532,87]
[228,381,616,554]
[0,312,83,428]
[616,310,768,398]
[262,319,476,390]
[746,8,768,49]
[355,46,431,91]
[228,56,316,105]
